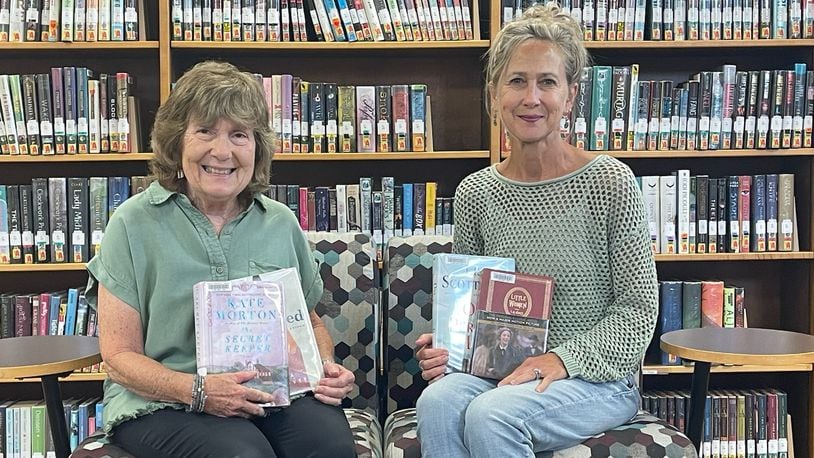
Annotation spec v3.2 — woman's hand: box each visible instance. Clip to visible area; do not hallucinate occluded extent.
[314,362,355,406]
[415,333,448,383]
[498,353,568,392]
[203,371,276,418]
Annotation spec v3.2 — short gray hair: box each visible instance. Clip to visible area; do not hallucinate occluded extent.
[149,61,274,198]
[485,3,589,113]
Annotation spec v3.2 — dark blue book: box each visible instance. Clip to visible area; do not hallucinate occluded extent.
[682,281,702,329]
[107,176,130,218]
[659,280,683,365]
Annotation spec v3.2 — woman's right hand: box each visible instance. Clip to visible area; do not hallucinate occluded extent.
[203,371,276,418]
[415,333,448,383]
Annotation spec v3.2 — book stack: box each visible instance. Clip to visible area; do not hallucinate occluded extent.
[638,171,796,255]
[0,69,142,157]
[0,176,148,265]
[503,0,814,40]
[267,178,454,259]
[171,0,475,42]
[0,0,143,42]
[642,389,790,458]
[249,76,429,154]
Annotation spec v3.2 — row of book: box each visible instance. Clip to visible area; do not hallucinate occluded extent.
[0,0,142,42]
[655,280,747,365]
[504,0,814,40]
[0,69,141,156]
[0,288,96,339]
[0,397,105,457]
[638,172,796,255]
[256,76,429,154]
[266,179,454,256]
[641,389,790,458]
[171,0,474,42]
[0,176,148,265]
[541,64,814,154]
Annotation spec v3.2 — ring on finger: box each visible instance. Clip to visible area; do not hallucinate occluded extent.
[532,368,542,380]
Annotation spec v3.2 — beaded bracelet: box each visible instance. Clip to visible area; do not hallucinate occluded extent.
[187,374,207,413]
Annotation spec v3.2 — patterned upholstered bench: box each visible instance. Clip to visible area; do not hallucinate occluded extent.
[382,235,697,458]
[71,232,383,458]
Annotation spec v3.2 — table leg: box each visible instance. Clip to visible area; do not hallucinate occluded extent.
[687,360,711,452]
[41,374,71,458]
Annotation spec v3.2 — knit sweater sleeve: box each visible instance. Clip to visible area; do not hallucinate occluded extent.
[452,175,485,256]
[550,169,659,382]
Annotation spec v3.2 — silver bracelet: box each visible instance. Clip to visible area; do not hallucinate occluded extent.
[187,374,207,413]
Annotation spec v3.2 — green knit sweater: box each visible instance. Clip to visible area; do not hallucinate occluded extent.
[453,155,658,383]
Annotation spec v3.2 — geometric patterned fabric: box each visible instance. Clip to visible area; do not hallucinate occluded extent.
[306,232,380,417]
[382,408,698,458]
[384,235,452,414]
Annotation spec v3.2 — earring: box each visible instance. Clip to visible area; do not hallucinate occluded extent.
[177,170,185,179]
[492,116,498,126]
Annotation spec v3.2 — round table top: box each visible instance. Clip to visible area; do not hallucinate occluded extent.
[0,335,102,379]
[660,328,814,365]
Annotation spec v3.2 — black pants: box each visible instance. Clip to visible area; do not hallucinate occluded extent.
[113,395,356,458]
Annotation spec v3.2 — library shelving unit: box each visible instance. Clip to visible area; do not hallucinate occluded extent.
[483,11,814,453]
[3,0,814,455]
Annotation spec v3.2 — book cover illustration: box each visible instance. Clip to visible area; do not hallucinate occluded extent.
[257,268,324,398]
[431,253,515,372]
[468,311,550,380]
[193,278,290,407]
[474,269,554,321]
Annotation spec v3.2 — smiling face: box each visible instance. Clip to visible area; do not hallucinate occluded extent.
[499,330,512,346]
[492,39,577,148]
[181,117,256,210]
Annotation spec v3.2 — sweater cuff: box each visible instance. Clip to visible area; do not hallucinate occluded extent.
[551,347,581,379]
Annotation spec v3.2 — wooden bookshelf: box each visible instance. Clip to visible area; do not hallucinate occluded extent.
[0,41,160,50]
[0,372,106,383]
[605,148,814,158]
[584,39,814,49]
[0,154,153,163]
[655,252,814,262]
[0,264,88,272]
[172,40,491,50]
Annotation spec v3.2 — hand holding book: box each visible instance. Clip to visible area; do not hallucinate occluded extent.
[497,352,568,393]
[314,360,355,406]
[415,333,449,383]
[199,371,281,418]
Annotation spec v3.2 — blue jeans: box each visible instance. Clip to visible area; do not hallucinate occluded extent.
[416,372,640,458]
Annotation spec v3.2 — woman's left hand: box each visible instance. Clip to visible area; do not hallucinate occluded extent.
[497,353,568,393]
[314,361,355,406]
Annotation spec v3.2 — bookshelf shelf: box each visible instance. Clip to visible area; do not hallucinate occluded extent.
[0,263,87,272]
[0,41,160,50]
[655,252,814,261]
[642,363,813,375]
[0,153,153,163]
[0,151,490,163]
[605,148,814,158]
[584,39,814,49]
[273,151,491,160]
[171,40,491,50]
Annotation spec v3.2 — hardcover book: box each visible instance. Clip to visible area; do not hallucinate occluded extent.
[473,268,554,321]
[193,278,290,407]
[467,311,549,380]
[431,253,515,372]
[257,268,324,397]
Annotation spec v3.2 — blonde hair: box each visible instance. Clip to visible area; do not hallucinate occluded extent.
[485,3,589,114]
[149,61,274,199]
